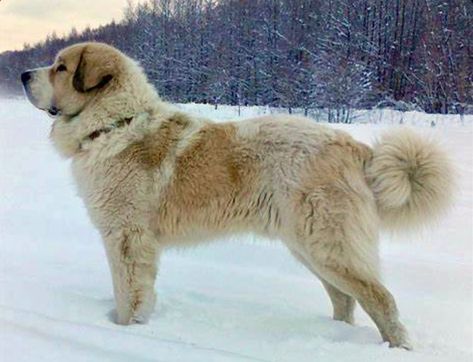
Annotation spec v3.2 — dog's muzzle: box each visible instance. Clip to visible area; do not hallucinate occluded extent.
[20,69,60,117]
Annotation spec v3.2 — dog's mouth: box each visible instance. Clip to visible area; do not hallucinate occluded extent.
[21,84,60,117]
[47,106,61,117]
[20,69,62,118]
[34,106,61,118]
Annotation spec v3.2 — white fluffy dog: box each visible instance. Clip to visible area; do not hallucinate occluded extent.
[21,42,453,349]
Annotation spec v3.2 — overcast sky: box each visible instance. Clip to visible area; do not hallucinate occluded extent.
[0,0,139,52]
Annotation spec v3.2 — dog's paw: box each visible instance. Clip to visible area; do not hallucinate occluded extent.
[111,309,134,325]
[389,340,413,351]
[386,332,413,350]
[112,308,152,325]
[113,292,156,325]
[130,313,151,324]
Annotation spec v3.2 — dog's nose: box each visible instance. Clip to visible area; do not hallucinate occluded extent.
[21,71,32,85]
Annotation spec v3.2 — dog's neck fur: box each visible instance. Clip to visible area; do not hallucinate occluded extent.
[50,60,175,159]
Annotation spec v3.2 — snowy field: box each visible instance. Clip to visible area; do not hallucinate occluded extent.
[0,97,472,362]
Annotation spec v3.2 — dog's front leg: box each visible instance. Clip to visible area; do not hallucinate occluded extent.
[103,227,159,325]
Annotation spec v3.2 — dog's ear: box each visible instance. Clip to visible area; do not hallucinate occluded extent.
[73,46,114,93]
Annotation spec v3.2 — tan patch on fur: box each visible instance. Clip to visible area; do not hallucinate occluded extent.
[117,113,191,170]
[172,123,242,204]
[152,122,265,238]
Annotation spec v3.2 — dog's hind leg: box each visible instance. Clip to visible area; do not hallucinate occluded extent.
[290,249,355,324]
[313,260,411,349]
[320,279,356,324]
[103,226,159,325]
[293,183,411,349]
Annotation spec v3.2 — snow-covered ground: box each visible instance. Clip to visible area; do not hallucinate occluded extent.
[0,97,471,362]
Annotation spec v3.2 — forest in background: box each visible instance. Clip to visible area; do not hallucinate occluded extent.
[0,0,471,118]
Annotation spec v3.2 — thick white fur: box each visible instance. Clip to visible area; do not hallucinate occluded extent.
[22,43,454,350]
[367,129,454,231]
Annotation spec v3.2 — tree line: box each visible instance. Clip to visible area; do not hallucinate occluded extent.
[0,0,471,116]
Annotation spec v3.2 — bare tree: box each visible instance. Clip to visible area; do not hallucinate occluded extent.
[0,0,470,115]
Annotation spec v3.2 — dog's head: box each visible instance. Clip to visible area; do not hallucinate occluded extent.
[21,42,124,118]
[21,42,161,158]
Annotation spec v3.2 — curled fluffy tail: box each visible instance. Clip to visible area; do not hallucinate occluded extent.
[366,128,454,231]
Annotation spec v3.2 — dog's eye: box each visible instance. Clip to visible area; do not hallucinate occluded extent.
[56,64,67,72]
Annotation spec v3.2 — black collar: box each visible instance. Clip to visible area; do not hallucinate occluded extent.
[86,116,133,141]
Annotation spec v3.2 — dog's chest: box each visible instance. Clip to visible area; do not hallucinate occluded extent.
[71,154,153,229]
